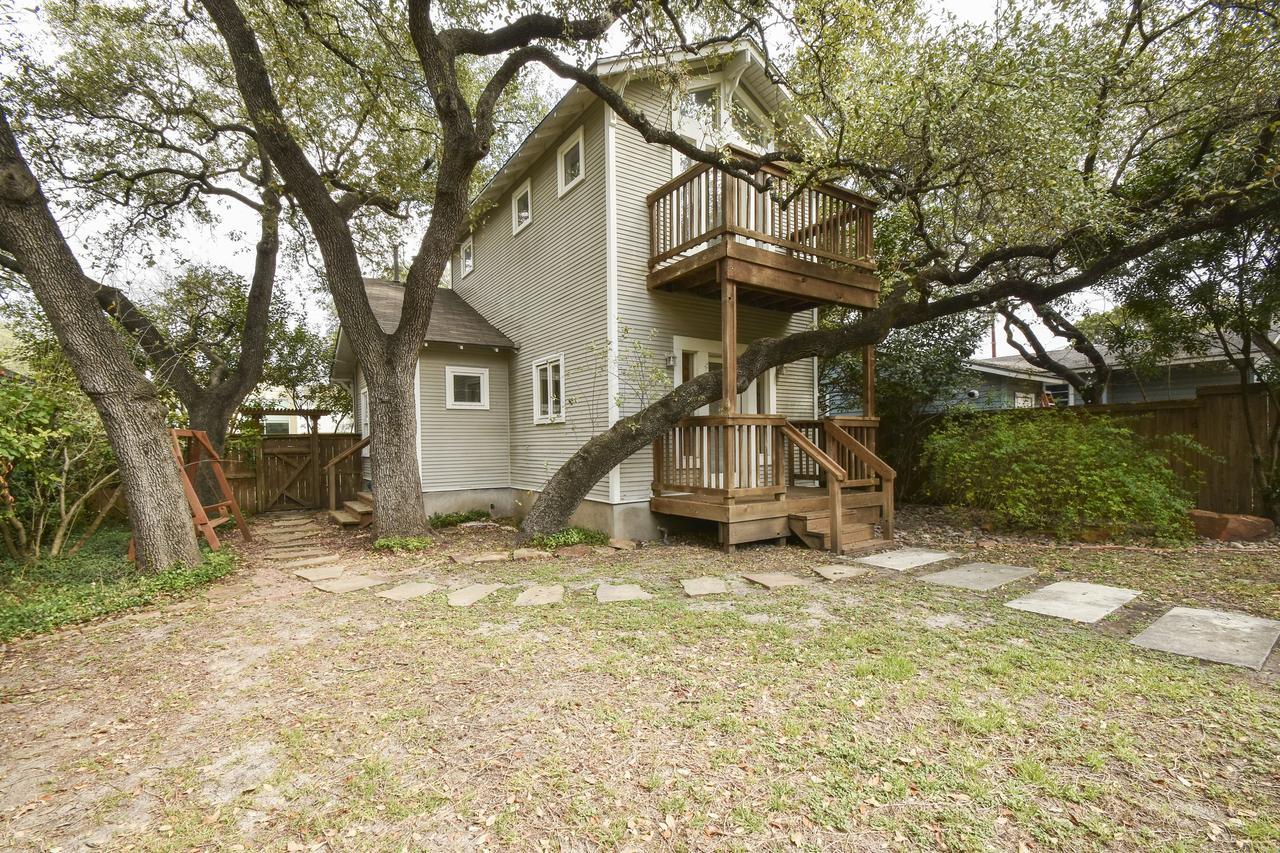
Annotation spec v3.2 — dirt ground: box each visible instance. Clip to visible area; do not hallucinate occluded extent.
[2,508,1278,851]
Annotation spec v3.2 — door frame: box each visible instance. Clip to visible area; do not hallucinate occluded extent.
[673,335,776,415]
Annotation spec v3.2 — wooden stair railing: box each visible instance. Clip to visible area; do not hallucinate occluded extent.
[323,435,370,512]
[822,419,896,540]
[779,423,848,553]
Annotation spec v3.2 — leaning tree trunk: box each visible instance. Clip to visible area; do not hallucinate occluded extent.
[0,111,201,571]
[363,358,430,538]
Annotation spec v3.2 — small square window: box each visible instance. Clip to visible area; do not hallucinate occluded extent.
[557,127,584,196]
[511,179,532,234]
[446,366,489,410]
[533,355,565,424]
[460,237,474,278]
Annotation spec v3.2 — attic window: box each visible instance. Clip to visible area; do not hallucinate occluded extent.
[557,127,584,196]
[461,237,474,278]
[729,90,772,150]
[512,178,532,234]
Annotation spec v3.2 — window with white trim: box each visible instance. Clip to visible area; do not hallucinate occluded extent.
[557,127,584,196]
[533,355,565,424]
[358,386,370,455]
[460,237,474,277]
[445,366,489,410]
[511,178,532,234]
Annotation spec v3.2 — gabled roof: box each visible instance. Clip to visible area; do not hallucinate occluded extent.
[361,279,513,348]
[330,280,513,381]
[470,40,798,219]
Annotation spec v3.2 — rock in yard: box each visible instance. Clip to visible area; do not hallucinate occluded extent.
[556,544,594,558]
[515,585,565,606]
[376,581,441,601]
[811,564,872,582]
[681,577,728,597]
[312,574,386,593]
[596,583,653,603]
[293,564,345,582]
[1189,509,1275,541]
[742,572,812,590]
[512,548,552,560]
[608,538,637,551]
[447,583,503,607]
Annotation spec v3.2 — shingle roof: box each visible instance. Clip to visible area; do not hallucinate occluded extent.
[362,278,514,349]
[967,335,1245,377]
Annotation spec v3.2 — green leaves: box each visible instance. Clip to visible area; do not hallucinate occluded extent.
[921,411,1203,542]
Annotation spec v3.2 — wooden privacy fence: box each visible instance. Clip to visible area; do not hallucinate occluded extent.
[893,384,1273,515]
[221,433,364,514]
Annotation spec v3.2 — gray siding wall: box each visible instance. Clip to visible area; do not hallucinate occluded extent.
[452,104,612,502]
[611,80,819,503]
[1107,362,1237,404]
[418,348,511,491]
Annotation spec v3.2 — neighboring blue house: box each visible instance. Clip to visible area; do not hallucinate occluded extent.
[954,341,1248,410]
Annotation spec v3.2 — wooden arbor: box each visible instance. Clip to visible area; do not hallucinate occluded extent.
[129,429,252,558]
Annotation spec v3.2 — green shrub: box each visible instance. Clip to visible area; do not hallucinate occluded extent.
[372,536,436,553]
[921,411,1202,542]
[530,527,609,550]
[0,526,236,641]
[428,509,491,529]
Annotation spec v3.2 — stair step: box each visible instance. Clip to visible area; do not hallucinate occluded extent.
[357,490,373,503]
[789,508,881,534]
[841,537,892,555]
[329,509,361,526]
[344,499,373,516]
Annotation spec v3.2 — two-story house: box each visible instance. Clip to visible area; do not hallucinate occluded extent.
[331,42,894,552]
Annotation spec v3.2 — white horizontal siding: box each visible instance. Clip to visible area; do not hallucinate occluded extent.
[419,348,511,490]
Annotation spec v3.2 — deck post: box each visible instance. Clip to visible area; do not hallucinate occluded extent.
[721,273,737,415]
[863,344,876,418]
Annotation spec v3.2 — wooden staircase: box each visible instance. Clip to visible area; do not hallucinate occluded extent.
[329,489,373,528]
[789,501,888,553]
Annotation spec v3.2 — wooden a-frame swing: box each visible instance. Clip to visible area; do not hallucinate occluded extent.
[128,429,252,559]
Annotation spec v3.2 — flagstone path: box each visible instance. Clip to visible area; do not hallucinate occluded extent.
[250,516,1278,672]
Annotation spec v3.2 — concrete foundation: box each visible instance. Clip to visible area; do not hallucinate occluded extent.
[421,487,517,519]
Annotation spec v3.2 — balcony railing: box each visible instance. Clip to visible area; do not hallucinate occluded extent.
[648,161,876,272]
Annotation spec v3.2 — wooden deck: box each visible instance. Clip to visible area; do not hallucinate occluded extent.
[647,159,880,311]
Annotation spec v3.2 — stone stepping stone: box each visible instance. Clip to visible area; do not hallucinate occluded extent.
[264,534,317,545]
[1130,607,1280,670]
[812,564,872,582]
[313,574,386,593]
[264,548,330,561]
[596,583,653,603]
[512,548,553,561]
[376,581,442,602]
[855,549,953,572]
[447,583,503,607]
[278,554,341,570]
[681,577,728,597]
[452,552,509,565]
[919,562,1035,592]
[742,572,812,590]
[1005,581,1140,624]
[294,564,345,582]
[271,518,316,527]
[515,584,565,606]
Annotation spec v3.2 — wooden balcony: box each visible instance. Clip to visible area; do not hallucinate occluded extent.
[647,162,880,312]
[650,415,894,553]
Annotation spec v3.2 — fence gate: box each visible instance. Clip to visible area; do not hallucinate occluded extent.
[222,433,362,514]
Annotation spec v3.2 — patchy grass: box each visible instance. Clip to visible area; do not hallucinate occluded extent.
[529,526,609,549]
[0,526,236,642]
[371,535,437,553]
[1,518,1277,851]
[427,509,491,529]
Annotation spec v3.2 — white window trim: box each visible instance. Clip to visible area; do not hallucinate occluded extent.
[557,127,585,197]
[460,236,474,278]
[511,178,532,235]
[532,354,566,424]
[445,365,490,410]
[358,384,370,456]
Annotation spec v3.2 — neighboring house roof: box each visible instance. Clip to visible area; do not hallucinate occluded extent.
[966,335,1250,381]
[331,280,514,381]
